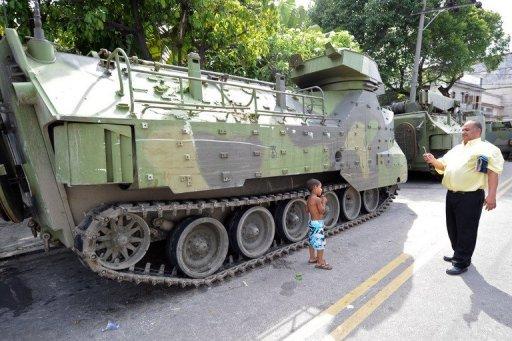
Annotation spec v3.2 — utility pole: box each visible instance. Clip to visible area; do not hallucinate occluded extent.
[2,0,8,28]
[409,0,482,103]
[409,0,427,102]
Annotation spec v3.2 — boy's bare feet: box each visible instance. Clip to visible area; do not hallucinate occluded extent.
[315,262,333,270]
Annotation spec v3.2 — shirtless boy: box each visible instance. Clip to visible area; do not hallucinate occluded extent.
[306,178,332,270]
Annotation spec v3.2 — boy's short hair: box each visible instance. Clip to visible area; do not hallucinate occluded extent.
[307,178,321,192]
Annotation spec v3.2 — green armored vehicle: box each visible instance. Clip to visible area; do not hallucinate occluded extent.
[392,90,462,173]
[0,17,407,285]
[485,121,512,159]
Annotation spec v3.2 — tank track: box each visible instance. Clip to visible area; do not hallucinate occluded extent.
[74,183,396,287]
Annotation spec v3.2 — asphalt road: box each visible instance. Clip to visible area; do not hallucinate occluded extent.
[1,162,512,340]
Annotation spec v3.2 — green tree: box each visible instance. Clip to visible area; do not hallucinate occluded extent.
[0,0,359,83]
[277,0,310,29]
[260,26,359,80]
[157,0,279,77]
[1,0,176,59]
[311,0,510,99]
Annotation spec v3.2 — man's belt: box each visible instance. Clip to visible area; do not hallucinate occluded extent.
[447,189,484,194]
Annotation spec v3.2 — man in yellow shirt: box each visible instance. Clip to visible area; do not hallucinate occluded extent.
[423,120,504,275]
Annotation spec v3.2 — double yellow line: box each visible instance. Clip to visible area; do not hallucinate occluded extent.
[497,176,512,199]
[298,175,512,340]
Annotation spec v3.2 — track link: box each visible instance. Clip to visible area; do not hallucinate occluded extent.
[74,184,396,287]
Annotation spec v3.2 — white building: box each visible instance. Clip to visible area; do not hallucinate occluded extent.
[468,53,512,120]
[448,74,485,114]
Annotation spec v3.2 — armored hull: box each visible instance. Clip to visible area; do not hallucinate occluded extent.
[0,29,406,283]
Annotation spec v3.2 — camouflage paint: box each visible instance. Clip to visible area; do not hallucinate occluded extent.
[0,28,407,248]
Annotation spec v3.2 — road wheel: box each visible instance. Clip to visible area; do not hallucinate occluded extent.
[340,186,361,221]
[362,188,380,213]
[275,198,308,243]
[94,213,151,270]
[167,216,229,279]
[323,191,340,229]
[229,206,275,258]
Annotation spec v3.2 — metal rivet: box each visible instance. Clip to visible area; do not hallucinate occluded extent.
[221,171,231,182]
[185,154,191,160]
[141,122,149,129]
[146,174,154,181]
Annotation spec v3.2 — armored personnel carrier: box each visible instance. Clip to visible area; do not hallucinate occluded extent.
[0,19,406,285]
[392,90,462,173]
[485,120,512,160]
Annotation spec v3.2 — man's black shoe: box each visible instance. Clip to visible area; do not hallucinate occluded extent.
[446,266,468,275]
[443,256,453,263]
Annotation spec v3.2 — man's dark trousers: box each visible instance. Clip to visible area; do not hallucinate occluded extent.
[445,189,485,268]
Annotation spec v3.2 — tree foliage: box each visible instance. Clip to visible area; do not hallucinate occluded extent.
[0,0,359,83]
[260,26,359,80]
[277,0,310,29]
[311,0,510,99]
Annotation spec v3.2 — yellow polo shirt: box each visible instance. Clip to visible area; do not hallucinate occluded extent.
[436,138,504,192]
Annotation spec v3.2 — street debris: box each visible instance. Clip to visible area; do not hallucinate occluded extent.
[102,320,120,332]
[294,273,303,282]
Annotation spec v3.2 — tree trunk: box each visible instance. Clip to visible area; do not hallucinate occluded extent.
[130,0,152,60]
[438,75,462,97]
[175,2,190,65]
[417,57,425,90]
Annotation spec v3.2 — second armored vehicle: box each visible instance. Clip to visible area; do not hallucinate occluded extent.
[485,120,512,159]
[392,90,462,173]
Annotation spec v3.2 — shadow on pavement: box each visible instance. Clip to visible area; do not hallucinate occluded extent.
[1,199,419,340]
[0,249,194,339]
[257,201,418,340]
[462,266,512,329]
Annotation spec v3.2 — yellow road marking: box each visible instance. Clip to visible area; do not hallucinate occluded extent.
[323,173,512,340]
[323,253,410,316]
[284,253,410,340]
[497,178,512,199]
[327,264,415,340]
[288,171,512,341]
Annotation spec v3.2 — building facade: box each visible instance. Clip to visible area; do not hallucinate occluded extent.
[468,53,512,121]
